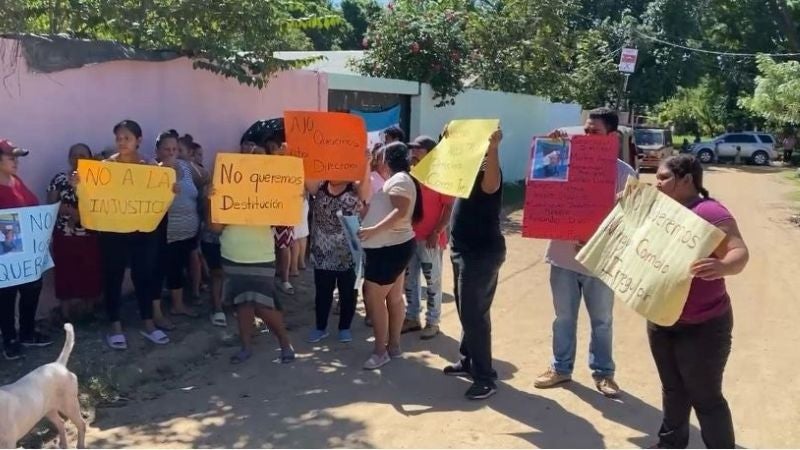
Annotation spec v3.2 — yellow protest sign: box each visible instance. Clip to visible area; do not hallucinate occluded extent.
[210,153,304,226]
[76,160,175,233]
[576,178,726,326]
[411,119,499,198]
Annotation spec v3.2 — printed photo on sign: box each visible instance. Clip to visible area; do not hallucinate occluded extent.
[530,138,570,182]
[0,214,23,256]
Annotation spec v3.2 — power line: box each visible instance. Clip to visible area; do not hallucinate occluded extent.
[634,30,800,58]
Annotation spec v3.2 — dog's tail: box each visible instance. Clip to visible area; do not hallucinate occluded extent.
[56,323,75,366]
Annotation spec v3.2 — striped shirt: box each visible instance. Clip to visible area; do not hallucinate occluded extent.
[167,160,200,243]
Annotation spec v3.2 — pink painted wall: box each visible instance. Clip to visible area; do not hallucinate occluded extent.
[0,38,328,317]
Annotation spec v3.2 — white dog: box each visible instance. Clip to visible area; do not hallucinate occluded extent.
[0,324,86,448]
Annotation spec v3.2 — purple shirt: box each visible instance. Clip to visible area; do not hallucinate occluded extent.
[678,199,734,324]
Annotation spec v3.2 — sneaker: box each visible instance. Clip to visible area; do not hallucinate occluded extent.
[533,367,572,389]
[306,329,329,343]
[465,382,497,400]
[443,360,471,378]
[2,341,22,360]
[276,280,295,295]
[338,329,353,343]
[420,323,440,340]
[363,352,391,370]
[20,331,54,348]
[594,375,621,398]
[280,347,296,364]
[401,318,422,334]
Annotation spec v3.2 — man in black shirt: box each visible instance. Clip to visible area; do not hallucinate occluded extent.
[443,128,505,400]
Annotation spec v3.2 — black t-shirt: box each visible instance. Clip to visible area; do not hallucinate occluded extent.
[450,168,505,252]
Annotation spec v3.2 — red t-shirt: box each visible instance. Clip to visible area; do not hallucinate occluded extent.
[0,176,39,209]
[413,184,454,247]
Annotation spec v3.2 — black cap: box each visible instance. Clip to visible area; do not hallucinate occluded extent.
[408,135,437,152]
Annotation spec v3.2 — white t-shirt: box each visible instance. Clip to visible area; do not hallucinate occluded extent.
[361,172,416,248]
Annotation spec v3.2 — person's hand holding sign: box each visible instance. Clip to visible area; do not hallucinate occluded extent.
[690,258,726,281]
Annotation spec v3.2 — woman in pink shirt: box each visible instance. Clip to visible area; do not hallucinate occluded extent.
[650,154,749,449]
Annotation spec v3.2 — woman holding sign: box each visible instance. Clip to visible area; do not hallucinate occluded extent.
[79,120,170,350]
[305,156,371,344]
[358,142,422,370]
[0,139,52,360]
[649,154,749,449]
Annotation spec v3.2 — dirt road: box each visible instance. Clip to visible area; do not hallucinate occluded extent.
[84,167,800,448]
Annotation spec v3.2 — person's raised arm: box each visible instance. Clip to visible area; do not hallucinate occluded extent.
[305,179,323,196]
[356,148,373,202]
[690,218,749,280]
[481,129,503,195]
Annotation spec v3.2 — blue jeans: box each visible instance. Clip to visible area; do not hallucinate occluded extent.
[404,241,443,325]
[549,265,615,377]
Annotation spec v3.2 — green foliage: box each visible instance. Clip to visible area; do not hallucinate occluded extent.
[654,77,736,135]
[354,0,471,107]
[740,54,800,125]
[0,0,343,88]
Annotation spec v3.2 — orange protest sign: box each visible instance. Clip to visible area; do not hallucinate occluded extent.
[210,153,305,226]
[284,111,367,181]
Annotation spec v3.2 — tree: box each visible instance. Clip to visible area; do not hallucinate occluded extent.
[740,55,800,125]
[0,0,342,88]
[339,0,383,50]
[654,77,730,135]
[354,0,471,106]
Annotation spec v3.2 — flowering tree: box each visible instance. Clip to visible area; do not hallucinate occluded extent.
[354,0,471,106]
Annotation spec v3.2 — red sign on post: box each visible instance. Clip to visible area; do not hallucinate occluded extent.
[522,135,618,241]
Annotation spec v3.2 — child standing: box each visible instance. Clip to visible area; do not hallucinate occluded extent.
[209,221,295,364]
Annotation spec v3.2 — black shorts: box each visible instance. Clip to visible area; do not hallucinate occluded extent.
[201,241,222,271]
[364,239,415,286]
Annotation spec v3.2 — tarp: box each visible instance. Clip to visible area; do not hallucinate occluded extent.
[350,105,401,149]
[3,34,179,73]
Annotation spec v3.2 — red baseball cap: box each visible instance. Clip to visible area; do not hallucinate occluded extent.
[0,139,30,157]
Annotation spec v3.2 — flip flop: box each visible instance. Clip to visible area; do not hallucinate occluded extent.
[210,312,227,327]
[106,334,128,350]
[139,329,170,345]
[230,349,252,364]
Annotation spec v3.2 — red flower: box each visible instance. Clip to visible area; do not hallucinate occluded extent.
[362,37,369,48]
[410,42,420,53]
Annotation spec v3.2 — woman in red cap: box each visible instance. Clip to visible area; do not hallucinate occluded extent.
[0,138,53,360]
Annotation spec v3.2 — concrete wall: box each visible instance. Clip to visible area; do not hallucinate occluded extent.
[411,84,582,182]
[0,38,328,200]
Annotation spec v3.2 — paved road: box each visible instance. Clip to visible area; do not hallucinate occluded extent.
[85,166,800,448]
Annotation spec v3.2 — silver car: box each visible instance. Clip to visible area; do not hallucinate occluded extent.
[692,132,778,166]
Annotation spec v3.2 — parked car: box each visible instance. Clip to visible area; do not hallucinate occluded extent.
[634,127,674,171]
[692,132,778,166]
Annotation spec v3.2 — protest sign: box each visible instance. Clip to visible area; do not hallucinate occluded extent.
[522,135,618,241]
[210,154,305,226]
[0,204,59,289]
[284,111,367,181]
[410,119,500,198]
[337,211,364,290]
[76,160,175,233]
[576,178,726,326]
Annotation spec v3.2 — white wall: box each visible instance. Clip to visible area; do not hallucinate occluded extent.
[411,84,582,181]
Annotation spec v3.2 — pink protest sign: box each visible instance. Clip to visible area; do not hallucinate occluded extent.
[522,135,618,241]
